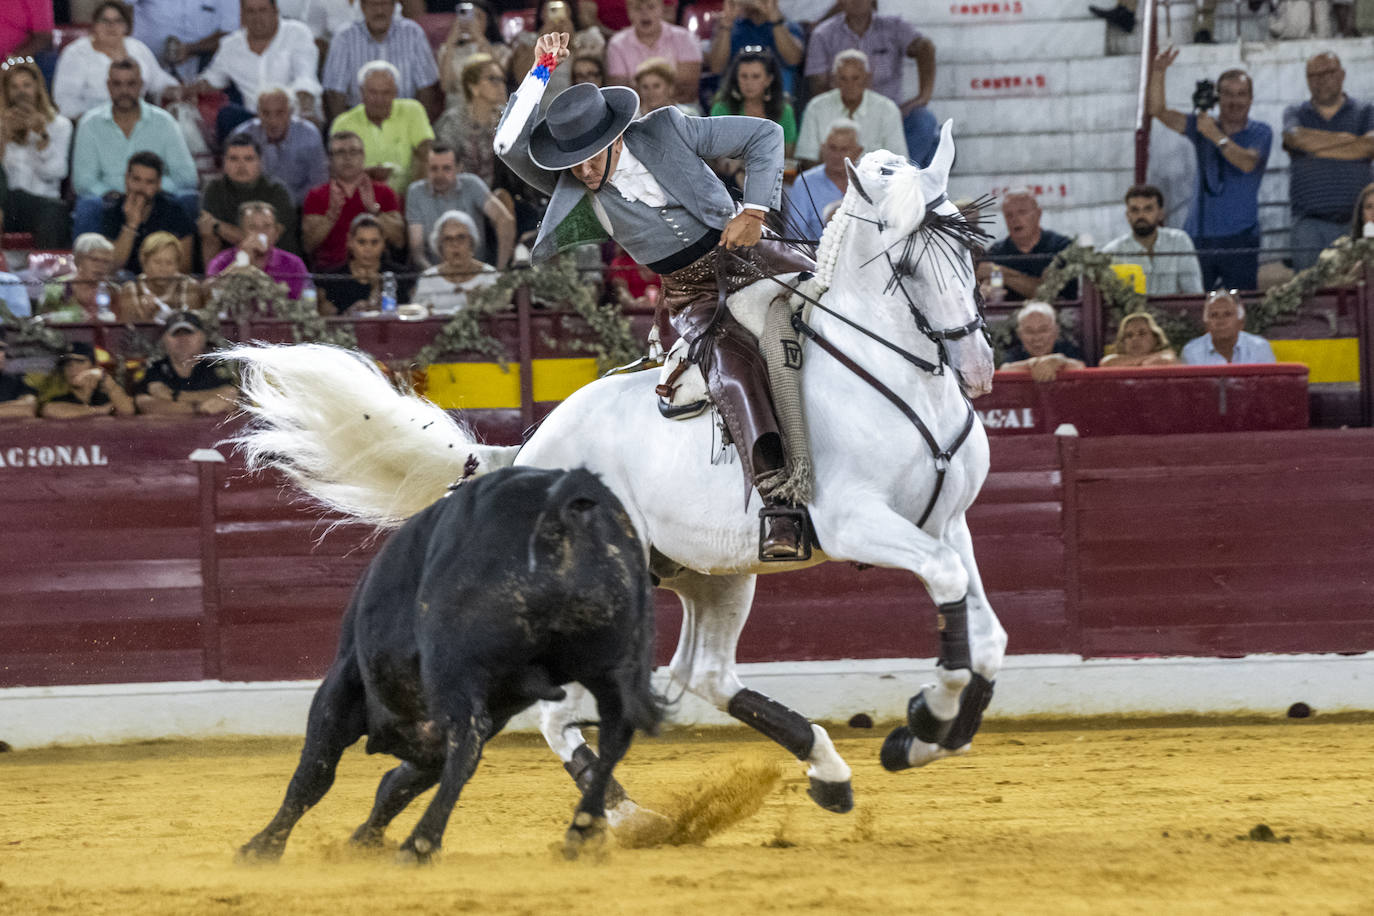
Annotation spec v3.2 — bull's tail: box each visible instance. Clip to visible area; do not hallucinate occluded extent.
[226,343,518,528]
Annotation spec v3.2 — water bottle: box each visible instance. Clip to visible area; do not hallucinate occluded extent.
[380,271,398,314]
[94,281,116,322]
[988,266,1005,303]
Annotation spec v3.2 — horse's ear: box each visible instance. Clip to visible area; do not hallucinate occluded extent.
[921,120,956,195]
[845,158,874,205]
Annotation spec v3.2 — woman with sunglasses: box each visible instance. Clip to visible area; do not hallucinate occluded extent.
[51,1,180,120]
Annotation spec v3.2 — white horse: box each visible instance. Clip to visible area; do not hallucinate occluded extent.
[231,122,1007,822]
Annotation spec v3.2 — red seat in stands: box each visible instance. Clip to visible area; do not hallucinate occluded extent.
[51,24,93,53]
[416,12,457,52]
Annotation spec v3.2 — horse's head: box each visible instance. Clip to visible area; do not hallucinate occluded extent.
[834,122,995,398]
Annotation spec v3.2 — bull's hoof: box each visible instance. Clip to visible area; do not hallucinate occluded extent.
[235,838,284,864]
[562,811,608,861]
[396,835,439,866]
[806,777,854,814]
[348,825,385,848]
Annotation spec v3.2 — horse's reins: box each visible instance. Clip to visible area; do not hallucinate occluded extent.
[714,194,982,529]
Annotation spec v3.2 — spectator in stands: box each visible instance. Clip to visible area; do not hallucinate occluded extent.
[435,53,535,235]
[1102,184,1204,295]
[414,210,498,314]
[118,230,203,321]
[1283,52,1374,272]
[510,2,604,105]
[635,57,695,116]
[39,340,136,418]
[571,52,606,87]
[71,58,198,238]
[134,310,238,416]
[0,262,30,317]
[1181,289,1276,365]
[331,60,435,198]
[191,0,322,142]
[100,151,195,275]
[804,0,937,166]
[999,301,1086,381]
[0,1,52,62]
[0,57,72,249]
[785,118,861,242]
[438,0,511,120]
[1147,48,1270,291]
[130,0,239,80]
[231,86,328,206]
[606,242,660,307]
[282,0,424,45]
[977,190,1077,302]
[606,0,702,106]
[51,0,180,121]
[199,134,298,262]
[302,129,403,269]
[315,212,410,314]
[205,200,310,299]
[706,0,804,98]
[710,48,797,159]
[39,234,120,322]
[1087,0,1137,34]
[321,0,440,121]
[0,334,37,418]
[794,50,905,170]
[407,143,513,271]
[1100,311,1179,367]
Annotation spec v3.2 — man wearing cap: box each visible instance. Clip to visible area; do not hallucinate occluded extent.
[40,341,137,419]
[496,31,812,558]
[134,312,239,416]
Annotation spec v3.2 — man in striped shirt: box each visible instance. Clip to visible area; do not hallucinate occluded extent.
[321,0,440,121]
[1283,52,1374,271]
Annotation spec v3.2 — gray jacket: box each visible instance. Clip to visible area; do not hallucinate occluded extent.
[496,95,785,263]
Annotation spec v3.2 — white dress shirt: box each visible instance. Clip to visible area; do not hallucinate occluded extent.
[200,19,322,112]
[592,144,766,233]
[2,115,72,198]
[51,36,180,120]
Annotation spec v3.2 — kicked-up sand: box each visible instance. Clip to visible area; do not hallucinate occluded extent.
[2,717,1372,914]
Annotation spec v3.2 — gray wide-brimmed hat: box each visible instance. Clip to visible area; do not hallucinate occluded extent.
[529,82,639,170]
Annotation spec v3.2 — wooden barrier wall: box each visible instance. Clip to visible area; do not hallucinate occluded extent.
[4,421,1371,690]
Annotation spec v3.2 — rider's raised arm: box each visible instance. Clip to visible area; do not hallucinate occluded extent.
[494,33,568,196]
[669,111,785,212]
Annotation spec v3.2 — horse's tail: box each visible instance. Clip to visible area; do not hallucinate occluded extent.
[225,343,518,528]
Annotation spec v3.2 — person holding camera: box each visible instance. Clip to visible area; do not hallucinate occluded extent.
[1148,46,1271,291]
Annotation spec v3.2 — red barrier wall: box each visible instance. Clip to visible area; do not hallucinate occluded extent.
[5,417,1371,690]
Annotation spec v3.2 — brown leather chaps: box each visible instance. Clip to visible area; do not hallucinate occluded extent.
[661,238,814,501]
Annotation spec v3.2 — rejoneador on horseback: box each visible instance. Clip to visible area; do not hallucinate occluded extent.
[230,28,1007,837]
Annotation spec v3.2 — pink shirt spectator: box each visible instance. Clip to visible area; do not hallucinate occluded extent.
[0,0,52,58]
[804,13,920,104]
[206,247,311,301]
[606,21,702,83]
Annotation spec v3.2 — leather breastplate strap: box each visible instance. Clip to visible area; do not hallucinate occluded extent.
[791,313,976,529]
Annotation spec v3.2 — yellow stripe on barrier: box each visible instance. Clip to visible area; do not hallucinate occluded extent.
[423,358,601,409]
[1270,338,1359,384]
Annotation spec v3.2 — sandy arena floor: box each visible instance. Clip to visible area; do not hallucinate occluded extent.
[2,717,1372,915]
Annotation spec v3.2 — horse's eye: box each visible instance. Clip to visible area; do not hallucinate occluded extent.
[880,167,894,176]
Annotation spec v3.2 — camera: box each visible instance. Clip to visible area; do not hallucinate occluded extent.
[1192,79,1219,111]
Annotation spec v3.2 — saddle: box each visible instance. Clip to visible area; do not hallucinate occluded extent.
[655,272,811,418]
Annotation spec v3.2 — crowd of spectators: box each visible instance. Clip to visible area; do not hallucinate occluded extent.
[0,0,1368,421]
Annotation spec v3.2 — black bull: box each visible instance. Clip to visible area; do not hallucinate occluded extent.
[239,467,664,863]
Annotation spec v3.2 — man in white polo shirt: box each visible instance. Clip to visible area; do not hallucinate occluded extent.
[1102,184,1203,295]
[794,49,905,170]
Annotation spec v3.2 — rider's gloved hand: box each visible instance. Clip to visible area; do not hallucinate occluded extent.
[720,209,765,249]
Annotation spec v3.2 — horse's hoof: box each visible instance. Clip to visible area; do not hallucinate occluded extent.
[235,840,283,865]
[880,726,915,771]
[396,836,438,866]
[562,813,608,860]
[806,777,853,814]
